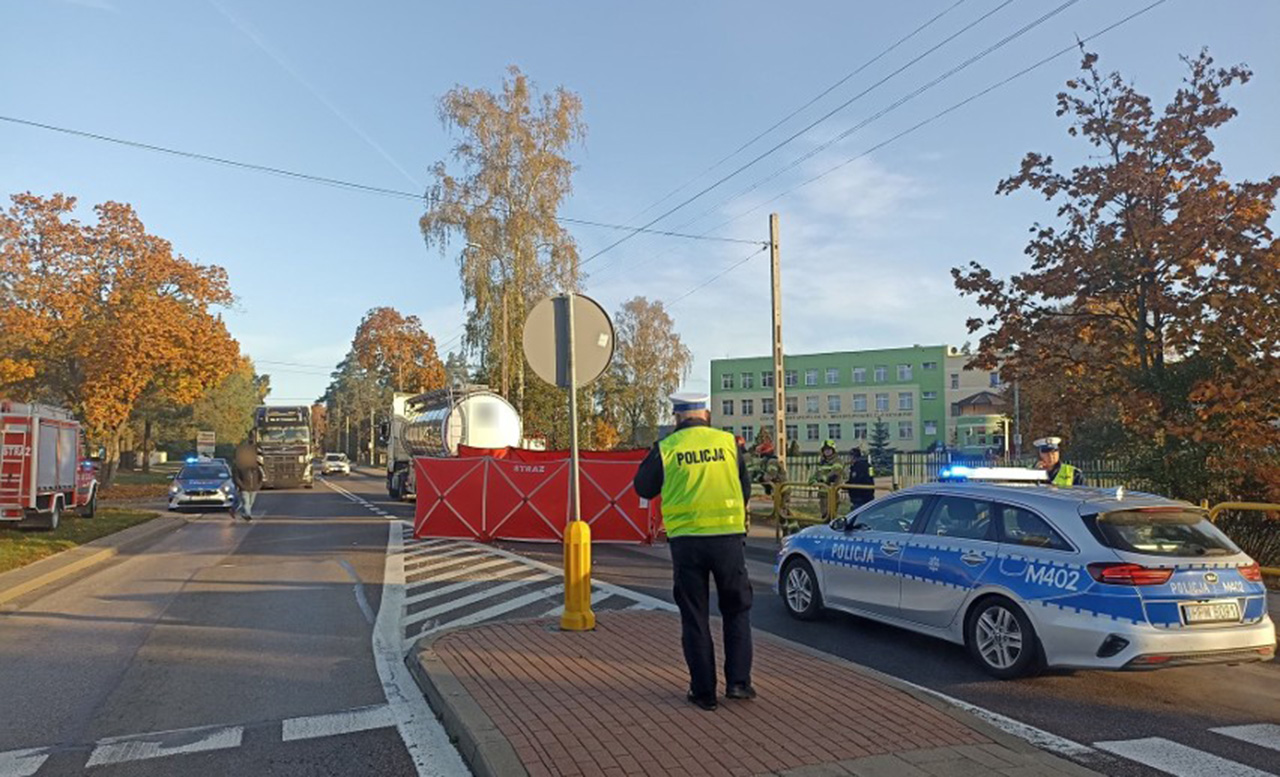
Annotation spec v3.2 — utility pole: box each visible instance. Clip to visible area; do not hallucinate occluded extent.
[1012,379,1021,459]
[769,213,786,468]
[344,413,350,460]
[369,407,375,466]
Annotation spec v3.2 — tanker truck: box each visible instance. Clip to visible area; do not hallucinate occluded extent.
[383,387,522,500]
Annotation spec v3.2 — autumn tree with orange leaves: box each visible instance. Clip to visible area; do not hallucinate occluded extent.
[954,50,1280,502]
[0,193,240,482]
[351,306,447,393]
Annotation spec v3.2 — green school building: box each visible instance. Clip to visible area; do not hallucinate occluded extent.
[709,345,1007,454]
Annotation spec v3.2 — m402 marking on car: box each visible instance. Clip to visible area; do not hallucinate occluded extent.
[1024,564,1081,591]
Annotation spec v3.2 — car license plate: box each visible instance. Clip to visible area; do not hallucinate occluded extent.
[1182,601,1241,624]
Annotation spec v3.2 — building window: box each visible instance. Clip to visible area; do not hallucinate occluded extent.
[828,424,842,440]
[785,370,798,387]
[806,395,819,413]
[827,395,841,413]
[951,402,961,416]
[852,394,867,412]
[762,371,774,388]
[721,400,734,416]
[898,421,914,440]
[741,372,754,389]
[898,392,913,411]
[804,368,818,386]
[922,391,937,400]
[741,425,754,440]
[806,423,820,440]
[785,396,798,413]
[852,367,867,383]
[950,373,960,390]
[741,399,754,416]
[853,422,868,440]
[721,373,734,390]
[924,420,938,436]
[785,424,798,441]
[990,371,1001,388]
[874,365,887,382]
[898,364,913,381]
[875,393,890,412]
[762,397,775,415]
[922,361,939,370]
[825,367,839,385]
[722,426,734,433]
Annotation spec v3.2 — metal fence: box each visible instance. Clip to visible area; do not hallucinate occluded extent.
[890,452,1152,491]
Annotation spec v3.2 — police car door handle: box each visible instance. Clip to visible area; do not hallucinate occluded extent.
[961,552,986,566]
[880,541,900,555]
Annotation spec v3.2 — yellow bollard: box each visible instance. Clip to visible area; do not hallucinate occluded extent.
[560,520,595,631]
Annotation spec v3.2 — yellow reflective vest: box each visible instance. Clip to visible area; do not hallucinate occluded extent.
[1051,463,1077,488]
[658,426,745,537]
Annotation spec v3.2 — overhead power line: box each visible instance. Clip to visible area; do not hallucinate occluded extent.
[577,0,1021,268]
[666,245,770,308]
[0,115,762,246]
[625,0,971,224]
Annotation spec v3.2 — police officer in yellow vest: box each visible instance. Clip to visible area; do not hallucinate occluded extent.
[1032,436,1085,487]
[634,391,754,712]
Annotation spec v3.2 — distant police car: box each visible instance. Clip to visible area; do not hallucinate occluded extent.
[776,469,1275,678]
[168,459,235,511]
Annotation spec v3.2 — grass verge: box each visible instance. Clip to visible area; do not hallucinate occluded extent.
[0,508,158,574]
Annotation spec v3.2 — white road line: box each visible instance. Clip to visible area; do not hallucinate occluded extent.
[894,677,1096,759]
[428,585,565,634]
[403,542,465,558]
[85,725,244,767]
[404,559,531,603]
[281,704,397,742]
[471,542,675,612]
[403,576,555,629]
[0,748,49,777]
[373,519,470,776]
[1212,724,1280,753]
[539,587,615,617]
[1095,737,1275,777]
[404,547,486,569]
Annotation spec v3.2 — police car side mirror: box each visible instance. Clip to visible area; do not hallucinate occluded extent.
[830,517,848,531]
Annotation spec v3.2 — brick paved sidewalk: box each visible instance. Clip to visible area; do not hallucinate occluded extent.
[409,611,1098,777]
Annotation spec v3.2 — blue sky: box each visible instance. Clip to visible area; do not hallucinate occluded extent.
[3,0,1277,403]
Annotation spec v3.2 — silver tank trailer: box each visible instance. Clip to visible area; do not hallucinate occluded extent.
[400,389,522,458]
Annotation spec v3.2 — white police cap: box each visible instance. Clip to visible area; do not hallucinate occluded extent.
[670,391,710,412]
[1033,436,1063,452]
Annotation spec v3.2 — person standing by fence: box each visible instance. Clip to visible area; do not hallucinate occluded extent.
[810,440,845,520]
[1032,436,1085,487]
[847,447,875,509]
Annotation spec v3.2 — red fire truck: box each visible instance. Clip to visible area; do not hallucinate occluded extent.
[0,401,99,530]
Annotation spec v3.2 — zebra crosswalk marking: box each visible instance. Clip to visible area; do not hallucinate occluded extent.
[1094,737,1276,777]
[1210,724,1280,753]
[406,561,543,604]
[403,576,556,630]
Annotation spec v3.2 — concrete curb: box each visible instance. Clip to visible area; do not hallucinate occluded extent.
[406,631,529,777]
[406,612,1100,777]
[0,514,185,607]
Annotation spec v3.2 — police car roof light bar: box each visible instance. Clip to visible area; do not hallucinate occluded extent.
[938,466,1049,483]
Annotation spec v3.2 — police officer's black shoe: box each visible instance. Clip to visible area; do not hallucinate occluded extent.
[725,683,757,700]
[686,691,717,711]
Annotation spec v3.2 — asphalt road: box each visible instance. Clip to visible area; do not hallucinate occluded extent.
[341,470,1280,777]
[0,481,465,777]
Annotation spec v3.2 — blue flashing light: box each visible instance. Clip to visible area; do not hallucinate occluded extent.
[185,456,199,463]
[939,465,972,481]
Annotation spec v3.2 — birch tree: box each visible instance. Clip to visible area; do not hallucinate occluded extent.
[420,66,585,411]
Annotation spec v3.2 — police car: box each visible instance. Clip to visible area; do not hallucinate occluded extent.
[168,458,236,511]
[776,468,1275,678]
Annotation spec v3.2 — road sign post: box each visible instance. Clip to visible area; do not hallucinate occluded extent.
[523,293,614,632]
[196,431,216,458]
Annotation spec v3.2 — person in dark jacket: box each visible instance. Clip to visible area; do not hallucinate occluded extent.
[846,447,875,509]
[231,439,265,521]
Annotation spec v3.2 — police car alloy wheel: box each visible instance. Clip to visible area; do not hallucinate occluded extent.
[782,558,823,620]
[966,597,1040,679]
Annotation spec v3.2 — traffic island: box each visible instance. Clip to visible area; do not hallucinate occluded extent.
[408,610,1099,777]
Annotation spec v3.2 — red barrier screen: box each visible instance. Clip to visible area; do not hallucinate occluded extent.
[414,453,661,543]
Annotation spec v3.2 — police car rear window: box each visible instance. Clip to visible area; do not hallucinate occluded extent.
[1092,509,1238,557]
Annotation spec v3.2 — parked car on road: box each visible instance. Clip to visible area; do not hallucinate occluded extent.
[321,452,351,476]
[776,477,1275,678]
[168,459,235,511]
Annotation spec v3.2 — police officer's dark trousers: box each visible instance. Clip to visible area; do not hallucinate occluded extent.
[670,533,753,699]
